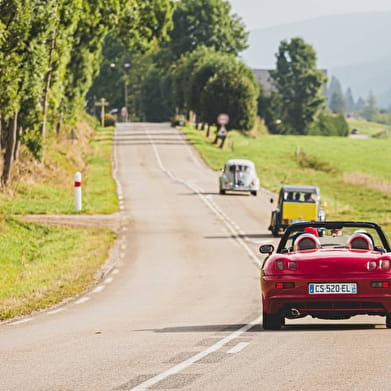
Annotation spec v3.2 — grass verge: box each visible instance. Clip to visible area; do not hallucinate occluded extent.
[0,217,115,320]
[0,113,118,321]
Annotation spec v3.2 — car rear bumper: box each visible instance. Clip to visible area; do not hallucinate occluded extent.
[222,185,258,191]
[262,276,391,316]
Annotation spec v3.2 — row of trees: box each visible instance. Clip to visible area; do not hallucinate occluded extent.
[328,75,391,124]
[90,4,336,137]
[88,0,259,131]
[0,0,173,185]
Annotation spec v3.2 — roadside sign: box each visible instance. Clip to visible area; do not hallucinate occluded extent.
[217,113,230,125]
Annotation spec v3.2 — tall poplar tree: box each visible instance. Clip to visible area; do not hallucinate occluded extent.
[271,37,327,134]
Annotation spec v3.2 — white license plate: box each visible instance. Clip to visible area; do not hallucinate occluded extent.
[309,283,357,294]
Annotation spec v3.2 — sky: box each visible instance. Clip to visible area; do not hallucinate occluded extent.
[227,0,391,30]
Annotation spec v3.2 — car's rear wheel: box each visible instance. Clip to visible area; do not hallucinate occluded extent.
[219,188,225,195]
[263,311,283,330]
[251,190,257,196]
[386,313,391,328]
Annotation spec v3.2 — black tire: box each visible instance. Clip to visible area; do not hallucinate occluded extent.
[263,311,283,330]
[386,313,391,328]
[251,190,257,196]
[219,188,225,195]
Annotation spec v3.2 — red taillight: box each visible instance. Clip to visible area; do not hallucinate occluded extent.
[275,282,295,289]
[380,260,391,270]
[288,261,297,271]
[275,260,297,271]
[367,261,377,270]
[371,281,390,288]
[283,219,289,225]
[275,260,285,271]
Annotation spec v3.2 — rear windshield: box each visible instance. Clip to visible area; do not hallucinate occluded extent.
[283,191,316,202]
[228,164,250,173]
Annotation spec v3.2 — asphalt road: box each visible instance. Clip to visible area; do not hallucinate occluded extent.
[1,122,390,391]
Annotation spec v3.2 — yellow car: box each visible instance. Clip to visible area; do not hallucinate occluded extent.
[268,185,325,237]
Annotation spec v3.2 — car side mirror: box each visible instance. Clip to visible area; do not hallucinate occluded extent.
[259,244,274,254]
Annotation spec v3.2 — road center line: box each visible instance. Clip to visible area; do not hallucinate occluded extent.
[227,342,250,354]
[130,316,261,391]
[143,126,261,268]
[126,126,263,390]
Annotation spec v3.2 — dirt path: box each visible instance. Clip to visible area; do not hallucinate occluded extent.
[18,213,127,233]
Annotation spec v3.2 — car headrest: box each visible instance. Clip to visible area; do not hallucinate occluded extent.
[294,233,320,252]
[347,233,373,251]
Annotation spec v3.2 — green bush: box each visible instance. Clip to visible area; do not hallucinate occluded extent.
[308,113,349,136]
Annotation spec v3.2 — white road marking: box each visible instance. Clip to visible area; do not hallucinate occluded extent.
[11,318,32,325]
[227,342,250,354]
[143,126,261,269]
[130,316,261,391]
[112,269,120,275]
[47,308,63,315]
[75,297,90,305]
[92,286,105,293]
[120,243,127,250]
[127,126,263,390]
[104,277,114,284]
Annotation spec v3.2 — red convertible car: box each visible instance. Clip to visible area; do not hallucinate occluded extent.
[260,221,391,330]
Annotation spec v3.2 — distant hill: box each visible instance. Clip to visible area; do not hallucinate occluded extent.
[242,12,391,107]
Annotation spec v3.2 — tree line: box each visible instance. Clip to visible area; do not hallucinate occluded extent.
[90,0,347,137]
[1,0,352,189]
[0,0,173,186]
[328,75,391,125]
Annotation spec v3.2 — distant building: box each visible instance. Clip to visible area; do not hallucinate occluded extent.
[252,69,328,97]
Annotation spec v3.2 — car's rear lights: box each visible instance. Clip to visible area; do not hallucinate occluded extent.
[288,261,297,270]
[367,260,391,270]
[275,282,295,289]
[283,219,289,225]
[275,260,285,271]
[275,260,297,271]
[371,281,390,288]
[367,261,377,270]
[380,260,391,270]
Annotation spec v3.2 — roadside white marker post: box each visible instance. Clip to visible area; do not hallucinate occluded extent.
[74,172,82,211]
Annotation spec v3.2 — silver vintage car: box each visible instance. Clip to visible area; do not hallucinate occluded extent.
[219,159,260,196]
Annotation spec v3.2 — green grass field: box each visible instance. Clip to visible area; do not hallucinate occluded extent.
[0,117,118,321]
[182,125,391,236]
[347,118,390,137]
